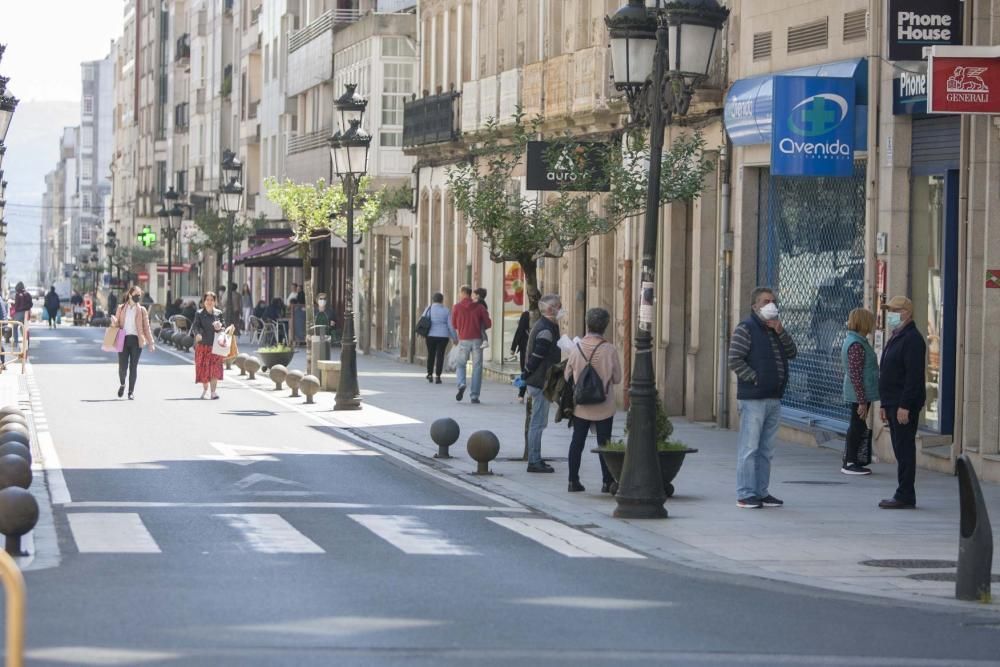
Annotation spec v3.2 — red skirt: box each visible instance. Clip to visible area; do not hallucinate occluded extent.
[195,345,224,383]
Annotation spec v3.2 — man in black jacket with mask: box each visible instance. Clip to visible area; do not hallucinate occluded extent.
[878,295,926,509]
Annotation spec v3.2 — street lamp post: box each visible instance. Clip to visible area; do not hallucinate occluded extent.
[160,186,184,306]
[105,230,118,290]
[328,84,371,411]
[605,0,728,519]
[218,150,244,328]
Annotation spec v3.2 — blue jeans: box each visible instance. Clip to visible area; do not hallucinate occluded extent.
[527,385,550,465]
[454,339,483,400]
[736,399,781,500]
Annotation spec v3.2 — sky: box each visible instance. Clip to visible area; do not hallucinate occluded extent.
[2,0,125,102]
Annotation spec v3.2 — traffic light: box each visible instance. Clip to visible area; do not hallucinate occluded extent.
[138,225,157,247]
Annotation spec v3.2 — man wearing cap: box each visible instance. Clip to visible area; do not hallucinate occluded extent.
[878,295,926,509]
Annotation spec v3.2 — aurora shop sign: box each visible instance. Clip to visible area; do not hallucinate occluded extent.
[770,76,856,177]
[525,141,610,192]
[888,0,963,62]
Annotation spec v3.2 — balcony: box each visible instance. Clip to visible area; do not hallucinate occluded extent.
[287,129,330,155]
[403,92,461,148]
[251,5,263,25]
[175,34,191,63]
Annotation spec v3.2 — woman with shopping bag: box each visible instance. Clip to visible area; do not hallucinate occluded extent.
[110,285,156,400]
[190,292,226,400]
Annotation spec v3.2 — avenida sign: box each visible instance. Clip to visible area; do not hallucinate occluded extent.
[771,76,856,177]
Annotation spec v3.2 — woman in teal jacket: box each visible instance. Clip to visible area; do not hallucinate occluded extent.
[841,308,880,475]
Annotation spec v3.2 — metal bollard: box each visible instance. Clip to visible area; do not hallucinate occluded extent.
[0,549,26,667]
[467,430,500,475]
[430,418,460,459]
[956,455,993,602]
[0,487,38,558]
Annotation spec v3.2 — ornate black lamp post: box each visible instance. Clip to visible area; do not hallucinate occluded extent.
[159,186,184,305]
[105,229,118,289]
[328,84,371,411]
[218,150,244,328]
[605,0,728,519]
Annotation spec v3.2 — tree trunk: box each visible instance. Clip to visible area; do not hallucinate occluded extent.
[301,239,314,371]
[215,250,223,295]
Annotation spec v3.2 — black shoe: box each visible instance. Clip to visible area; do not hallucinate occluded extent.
[435,377,442,384]
[426,375,433,383]
[527,463,555,473]
[117,385,125,398]
[456,385,466,401]
[760,495,783,507]
[879,497,916,509]
[568,481,585,492]
[128,393,134,400]
[841,463,872,476]
[737,496,763,509]
[471,398,481,404]
[601,482,612,494]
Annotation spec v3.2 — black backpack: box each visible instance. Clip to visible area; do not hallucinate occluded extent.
[573,341,606,405]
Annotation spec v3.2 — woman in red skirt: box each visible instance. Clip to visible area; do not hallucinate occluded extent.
[190,291,225,399]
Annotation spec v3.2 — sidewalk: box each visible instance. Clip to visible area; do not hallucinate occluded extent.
[229,339,1000,608]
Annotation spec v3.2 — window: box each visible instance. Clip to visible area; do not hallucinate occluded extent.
[382,62,414,127]
[83,96,94,115]
[81,161,93,180]
[81,193,92,211]
[380,132,402,147]
[272,38,278,78]
[82,64,94,81]
[382,36,416,57]
[81,130,94,150]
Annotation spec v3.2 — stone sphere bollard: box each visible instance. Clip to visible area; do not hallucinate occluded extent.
[286,370,304,397]
[430,418,461,459]
[0,407,24,420]
[0,443,31,465]
[172,332,184,348]
[0,423,28,439]
[0,414,28,429]
[245,356,261,380]
[182,334,194,351]
[0,454,31,490]
[0,431,29,448]
[300,375,320,404]
[153,326,161,339]
[235,353,249,375]
[467,430,501,475]
[0,487,39,556]
[269,365,288,390]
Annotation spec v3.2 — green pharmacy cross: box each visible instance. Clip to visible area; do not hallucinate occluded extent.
[138,225,157,247]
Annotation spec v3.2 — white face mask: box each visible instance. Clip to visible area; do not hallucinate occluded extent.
[758,302,779,320]
[556,308,567,320]
[886,312,903,330]
[318,300,327,309]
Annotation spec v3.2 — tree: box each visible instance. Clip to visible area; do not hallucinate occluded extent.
[446,110,713,318]
[190,209,258,294]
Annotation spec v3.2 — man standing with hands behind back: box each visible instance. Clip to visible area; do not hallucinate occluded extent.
[877,295,926,509]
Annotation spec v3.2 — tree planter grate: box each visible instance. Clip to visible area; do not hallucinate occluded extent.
[907,572,1000,583]
[860,559,956,569]
[783,480,848,485]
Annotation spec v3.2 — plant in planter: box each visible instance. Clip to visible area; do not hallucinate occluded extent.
[257,344,294,371]
[594,393,697,497]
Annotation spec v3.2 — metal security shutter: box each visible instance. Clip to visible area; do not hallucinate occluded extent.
[912,117,961,171]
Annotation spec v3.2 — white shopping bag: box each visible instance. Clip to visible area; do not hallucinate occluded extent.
[445,345,462,372]
[212,328,232,357]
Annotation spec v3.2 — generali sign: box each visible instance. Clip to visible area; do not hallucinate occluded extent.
[928,46,1000,115]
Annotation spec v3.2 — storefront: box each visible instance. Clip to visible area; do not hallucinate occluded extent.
[725,59,868,425]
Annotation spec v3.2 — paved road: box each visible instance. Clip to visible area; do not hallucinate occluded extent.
[17,325,1000,666]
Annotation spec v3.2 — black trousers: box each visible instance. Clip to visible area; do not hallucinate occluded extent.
[46,307,58,327]
[886,406,918,506]
[425,336,449,378]
[844,402,869,465]
[517,349,526,398]
[569,416,614,484]
[118,335,142,394]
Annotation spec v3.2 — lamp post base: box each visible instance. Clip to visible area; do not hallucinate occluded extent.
[334,311,362,411]
[612,497,669,519]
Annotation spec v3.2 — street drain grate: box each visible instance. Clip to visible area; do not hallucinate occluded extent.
[908,572,1000,583]
[861,559,957,569]
[783,480,848,485]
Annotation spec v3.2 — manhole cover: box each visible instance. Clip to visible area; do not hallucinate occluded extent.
[783,480,848,485]
[861,559,957,569]
[908,572,1000,583]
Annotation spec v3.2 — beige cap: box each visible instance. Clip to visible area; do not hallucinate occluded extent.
[884,295,913,311]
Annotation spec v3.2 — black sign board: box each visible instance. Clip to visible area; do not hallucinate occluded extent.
[526,141,610,192]
[893,63,928,115]
[888,0,963,61]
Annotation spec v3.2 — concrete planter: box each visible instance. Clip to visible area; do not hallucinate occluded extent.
[258,349,294,371]
[593,447,698,498]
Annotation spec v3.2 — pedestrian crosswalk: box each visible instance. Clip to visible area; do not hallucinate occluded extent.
[63,511,644,560]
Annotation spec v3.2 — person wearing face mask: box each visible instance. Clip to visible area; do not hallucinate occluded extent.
[450,285,492,404]
[111,285,156,400]
[314,293,336,338]
[876,295,926,509]
[728,286,798,509]
[521,294,564,473]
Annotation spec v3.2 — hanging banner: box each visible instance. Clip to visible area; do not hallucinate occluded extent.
[771,76,856,177]
[888,0,963,62]
[928,46,1000,114]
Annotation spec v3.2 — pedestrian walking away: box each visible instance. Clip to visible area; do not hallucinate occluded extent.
[423,292,457,384]
[71,290,85,326]
[522,294,564,473]
[11,282,33,348]
[451,285,492,403]
[241,284,253,332]
[565,307,621,493]
[474,287,490,349]
[112,286,156,400]
[728,286,797,509]
[511,310,530,402]
[878,295,926,510]
[44,286,60,329]
[841,308,879,476]
[191,291,226,400]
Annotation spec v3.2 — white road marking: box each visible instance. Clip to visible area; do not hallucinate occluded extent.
[199,442,280,465]
[487,518,645,559]
[232,473,308,491]
[25,373,72,504]
[65,501,530,511]
[217,513,324,554]
[348,514,478,555]
[67,513,161,553]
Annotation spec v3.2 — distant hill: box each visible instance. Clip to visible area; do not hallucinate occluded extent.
[3,100,80,288]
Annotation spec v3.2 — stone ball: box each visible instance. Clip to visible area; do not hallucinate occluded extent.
[0,407,25,420]
[0,443,31,465]
[0,423,28,438]
[245,356,261,374]
[172,332,184,347]
[286,370,304,389]
[234,353,249,371]
[182,334,194,351]
[430,418,461,448]
[0,414,28,429]
[0,431,29,448]
[467,430,501,463]
[300,375,321,396]
[269,365,288,389]
[0,454,32,490]
[152,326,161,338]
[0,487,39,537]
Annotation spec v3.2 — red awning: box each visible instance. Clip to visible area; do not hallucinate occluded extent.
[232,238,293,263]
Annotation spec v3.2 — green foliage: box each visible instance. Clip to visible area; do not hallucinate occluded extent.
[365,184,412,226]
[624,391,678,447]
[258,344,293,353]
[190,209,256,257]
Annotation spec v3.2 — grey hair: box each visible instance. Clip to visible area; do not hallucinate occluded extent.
[750,286,775,306]
[432,292,444,303]
[539,294,561,315]
[585,307,610,335]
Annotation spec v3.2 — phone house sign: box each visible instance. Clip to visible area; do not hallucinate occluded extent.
[888,0,963,61]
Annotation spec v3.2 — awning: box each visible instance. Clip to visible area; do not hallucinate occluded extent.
[232,238,293,264]
[228,237,321,269]
[724,58,868,148]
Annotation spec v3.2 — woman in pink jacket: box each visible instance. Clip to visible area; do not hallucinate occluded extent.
[112,285,156,399]
[564,307,622,493]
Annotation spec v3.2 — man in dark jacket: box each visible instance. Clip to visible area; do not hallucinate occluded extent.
[44,287,60,328]
[877,295,926,509]
[728,286,797,509]
[522,294,563,473]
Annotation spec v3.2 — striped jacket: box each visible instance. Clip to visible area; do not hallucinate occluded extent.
[728,313,797,400]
